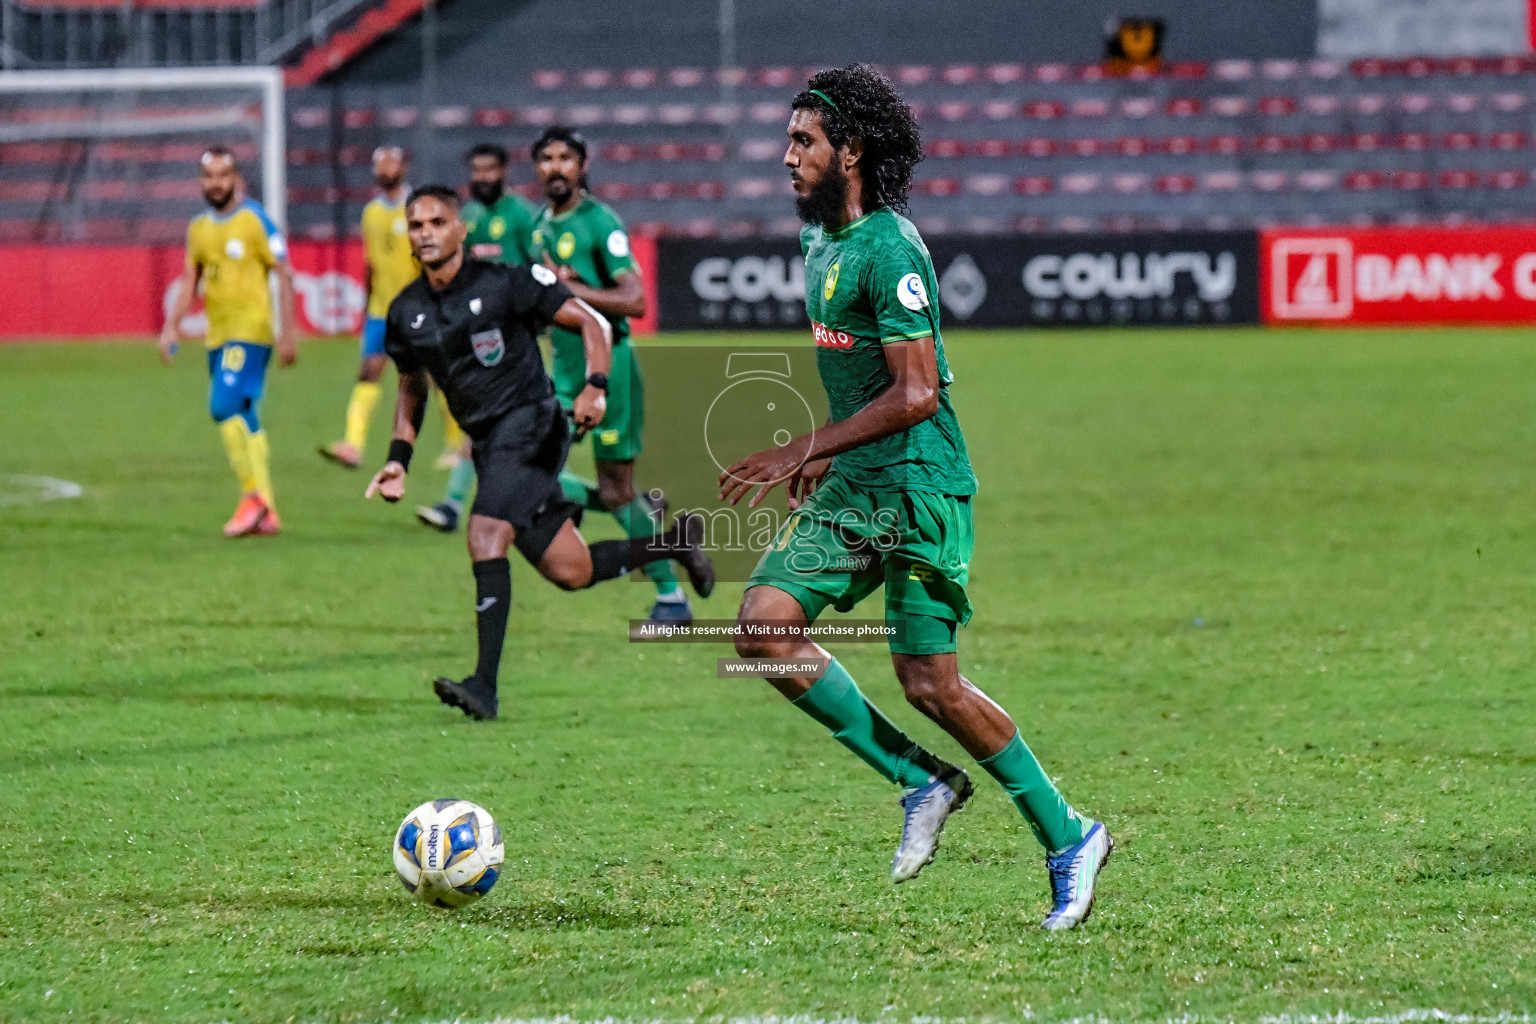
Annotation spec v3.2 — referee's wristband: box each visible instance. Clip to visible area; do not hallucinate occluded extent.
[387,439,415,472]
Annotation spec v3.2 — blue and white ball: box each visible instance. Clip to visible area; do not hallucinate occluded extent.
[393,799,504,908]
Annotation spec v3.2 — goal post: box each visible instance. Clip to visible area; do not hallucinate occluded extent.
[0,65,286,242]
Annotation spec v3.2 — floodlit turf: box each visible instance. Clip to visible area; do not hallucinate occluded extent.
[1,328,1533,1024]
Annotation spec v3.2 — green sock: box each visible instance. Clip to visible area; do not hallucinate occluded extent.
[791,659,937,789]
[444,457,476,507]
[612,495,681,596]
[978,731,1088,853]
[559,471,607,511]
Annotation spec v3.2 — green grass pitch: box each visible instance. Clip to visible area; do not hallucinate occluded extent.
[1,328,1533,1023]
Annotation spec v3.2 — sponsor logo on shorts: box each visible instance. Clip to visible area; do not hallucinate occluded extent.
[530,264,558,286]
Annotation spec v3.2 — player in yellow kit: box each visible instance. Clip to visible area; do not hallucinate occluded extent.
[160,145,297,538]
[320,146,423,468]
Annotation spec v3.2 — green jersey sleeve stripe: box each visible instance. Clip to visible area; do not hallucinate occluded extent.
[880,329,936,344]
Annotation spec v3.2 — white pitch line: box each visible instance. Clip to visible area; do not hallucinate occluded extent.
[0,474,83,508]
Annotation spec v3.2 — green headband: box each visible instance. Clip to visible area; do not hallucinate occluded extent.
[809,89,841,114]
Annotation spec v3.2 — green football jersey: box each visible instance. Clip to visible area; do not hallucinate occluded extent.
[463,192,537,266]
[801,208,976,495]
[529,195,639,349]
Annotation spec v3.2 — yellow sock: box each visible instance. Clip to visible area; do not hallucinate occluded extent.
[248,429,275,508]
[344,380,382,451]
[218,417,258,495]
[438,391,465,450]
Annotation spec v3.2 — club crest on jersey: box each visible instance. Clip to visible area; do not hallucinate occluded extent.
[557,232,577,260]
[224,238,245,261]
[471,328,505,366]
[490,217,506,239]
[811,320,856,349]
[897,272,929,310]
[469,297,482,315]
[823,261,841,301]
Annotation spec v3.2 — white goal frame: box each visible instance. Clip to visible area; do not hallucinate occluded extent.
[0,65,286,229]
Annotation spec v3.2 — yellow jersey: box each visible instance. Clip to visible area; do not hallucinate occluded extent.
[362,193,419,318]
[186,199,286,349]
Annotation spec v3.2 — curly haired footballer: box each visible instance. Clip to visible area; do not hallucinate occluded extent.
[791,63,924,215]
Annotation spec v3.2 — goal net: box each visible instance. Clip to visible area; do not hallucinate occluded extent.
[0,66,285,245]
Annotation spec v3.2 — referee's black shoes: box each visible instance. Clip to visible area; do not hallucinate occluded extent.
[433,676,498,721]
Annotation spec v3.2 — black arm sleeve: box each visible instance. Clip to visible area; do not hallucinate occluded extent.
[506,264,574,332]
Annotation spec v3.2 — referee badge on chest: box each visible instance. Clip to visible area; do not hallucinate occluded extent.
[471,328,505,366]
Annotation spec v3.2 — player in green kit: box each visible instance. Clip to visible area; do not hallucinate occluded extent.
[416,142,542,533]
[721,65,1112,930]
[527,125,691,627]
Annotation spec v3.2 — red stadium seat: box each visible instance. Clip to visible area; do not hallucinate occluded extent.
[669,68,706,87]
[1488,170,1528,188]
[1443,132,1479,150]
[474,108,515,127]
[1297,170,1339,190]
[1258,96,1297,115]
[987,64,1026,83]
[1303,94,1342,114]
[926,139,964,158]
[1250,171,1287,191]
[942,65,979,84]
[1351,94,1387,114]
[1019,138,1060,156]
[1059,173,1101,194]
[521,106,558,125]
[970,139,1011,158]
[1255,134,1297,153]
[1071,98,1110,117]
[1213,59,1254,80]
[1025,101,1065,119]
[342,108,375,128]
[622,69,657,88]
[1303,134,1341,152]
[612,105,650,125]
[1068,138,1107,156]
[1166,97,1202,116]
[1210,96,1249,115]
[897,66,932,84]
[982,101,1018,120]
[1398,94,1434,113]
[1391,170,1430,189]
[1117,136,1153,155]
[1492,92,1527,111]
[1489,132,1528,149]
[1349,132,1387,150]
[1398,132,1433,150]
[1205,135,1243,154]
[578,69,613,89]
[1014,175,1054,195]
[915,178,961,196]
[1156,174,1196,193]
[935,102,971,121]
[1344,170,1385,189]
[758,67,797,87]
[1120,97,1157,118]
[1446,93,1480,113]
[532,71,565,89]
[1439,170,1478,189]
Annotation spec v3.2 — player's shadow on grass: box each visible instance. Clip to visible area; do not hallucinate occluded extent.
[141,616,456,638]
[5,652,445,721]
[472,897,672,932]
[1400,840,1536,882]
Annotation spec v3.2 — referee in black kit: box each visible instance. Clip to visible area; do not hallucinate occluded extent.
[366,185,714,721]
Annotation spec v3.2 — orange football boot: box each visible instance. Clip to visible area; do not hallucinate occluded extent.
[223,494,269,538]
[252,506,282,536]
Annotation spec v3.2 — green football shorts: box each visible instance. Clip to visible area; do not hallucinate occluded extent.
[552,334,643,462]
[747,471,974,655]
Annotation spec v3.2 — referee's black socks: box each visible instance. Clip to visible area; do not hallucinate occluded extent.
[471,558,511,688]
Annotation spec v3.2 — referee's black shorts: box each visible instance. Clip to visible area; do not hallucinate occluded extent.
[469,397,582,564]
